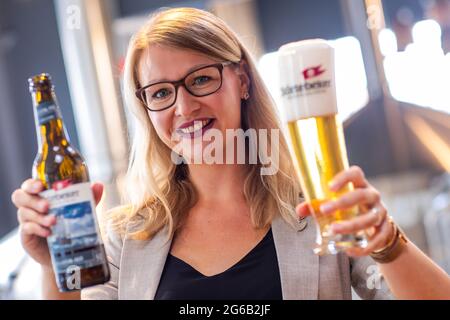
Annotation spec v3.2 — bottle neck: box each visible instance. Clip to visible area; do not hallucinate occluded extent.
[31,90,70,150]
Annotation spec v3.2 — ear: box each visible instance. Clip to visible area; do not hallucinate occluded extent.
[237,60,251,98]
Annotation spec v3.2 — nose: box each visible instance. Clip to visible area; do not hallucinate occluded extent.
[174,85,200,117]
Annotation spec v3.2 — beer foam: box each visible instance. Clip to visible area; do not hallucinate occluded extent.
[278,39,338,122]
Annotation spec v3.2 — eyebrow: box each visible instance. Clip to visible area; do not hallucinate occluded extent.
[146,62,214,86]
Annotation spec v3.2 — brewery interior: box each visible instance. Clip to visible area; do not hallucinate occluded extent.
[0,0,450,299]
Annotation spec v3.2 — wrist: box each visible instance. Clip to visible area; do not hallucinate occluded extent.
[370,217,408,264]
[41,264,54,274]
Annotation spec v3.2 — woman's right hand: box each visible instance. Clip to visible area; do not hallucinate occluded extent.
[11,179,104,268]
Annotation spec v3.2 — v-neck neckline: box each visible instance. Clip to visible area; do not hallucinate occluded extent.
[168,228,272,278]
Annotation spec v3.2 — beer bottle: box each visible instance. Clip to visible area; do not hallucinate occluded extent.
[28,73,110,292]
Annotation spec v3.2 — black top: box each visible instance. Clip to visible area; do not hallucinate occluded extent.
[154,228,283,300]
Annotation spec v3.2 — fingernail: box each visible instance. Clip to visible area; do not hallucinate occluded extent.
[45,216,55,225]
[40,201,48,211]
[320,202,334,213]
[331,223,342,233]
[328,180,338,191]
[33,181,42,191]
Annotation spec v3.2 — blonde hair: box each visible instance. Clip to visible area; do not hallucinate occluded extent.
[115,7,301,240]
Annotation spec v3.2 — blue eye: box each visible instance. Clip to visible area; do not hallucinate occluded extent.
[193,76,211,86]
[152,88,172,99]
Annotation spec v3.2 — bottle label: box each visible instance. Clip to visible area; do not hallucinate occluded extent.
[39,182,105,276]
[37,101,61,125]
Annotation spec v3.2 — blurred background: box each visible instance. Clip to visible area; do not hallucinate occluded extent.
[0,0,449,299]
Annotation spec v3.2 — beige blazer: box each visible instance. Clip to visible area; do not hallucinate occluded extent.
[81,214,394,300]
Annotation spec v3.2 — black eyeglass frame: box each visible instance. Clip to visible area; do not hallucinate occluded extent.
[135,61,234,112]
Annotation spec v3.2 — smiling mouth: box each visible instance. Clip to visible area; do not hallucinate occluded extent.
[177,119,215,135]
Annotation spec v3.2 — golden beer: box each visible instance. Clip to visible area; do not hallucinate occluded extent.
[278,39,367,254]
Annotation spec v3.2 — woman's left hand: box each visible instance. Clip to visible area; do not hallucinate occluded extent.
[295,166,395,257]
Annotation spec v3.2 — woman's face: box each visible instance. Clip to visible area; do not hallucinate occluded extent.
[137,45,248,163]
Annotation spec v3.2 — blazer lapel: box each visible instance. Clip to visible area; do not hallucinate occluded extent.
[119,226,172,300]
[271,215,319,300]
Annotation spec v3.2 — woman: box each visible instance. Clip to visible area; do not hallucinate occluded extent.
[11,7,450,300]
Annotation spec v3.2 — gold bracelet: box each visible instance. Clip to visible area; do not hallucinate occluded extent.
[372,216,397,254]
[370,217,408,264]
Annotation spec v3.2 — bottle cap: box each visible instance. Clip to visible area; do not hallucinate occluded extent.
[28,73,53,92]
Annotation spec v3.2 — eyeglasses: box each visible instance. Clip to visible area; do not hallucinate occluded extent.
[135,61,234,112]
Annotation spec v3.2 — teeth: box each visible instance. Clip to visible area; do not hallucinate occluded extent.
[180,119,211,134]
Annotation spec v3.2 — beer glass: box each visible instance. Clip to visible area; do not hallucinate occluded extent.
[277,39,367,255]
